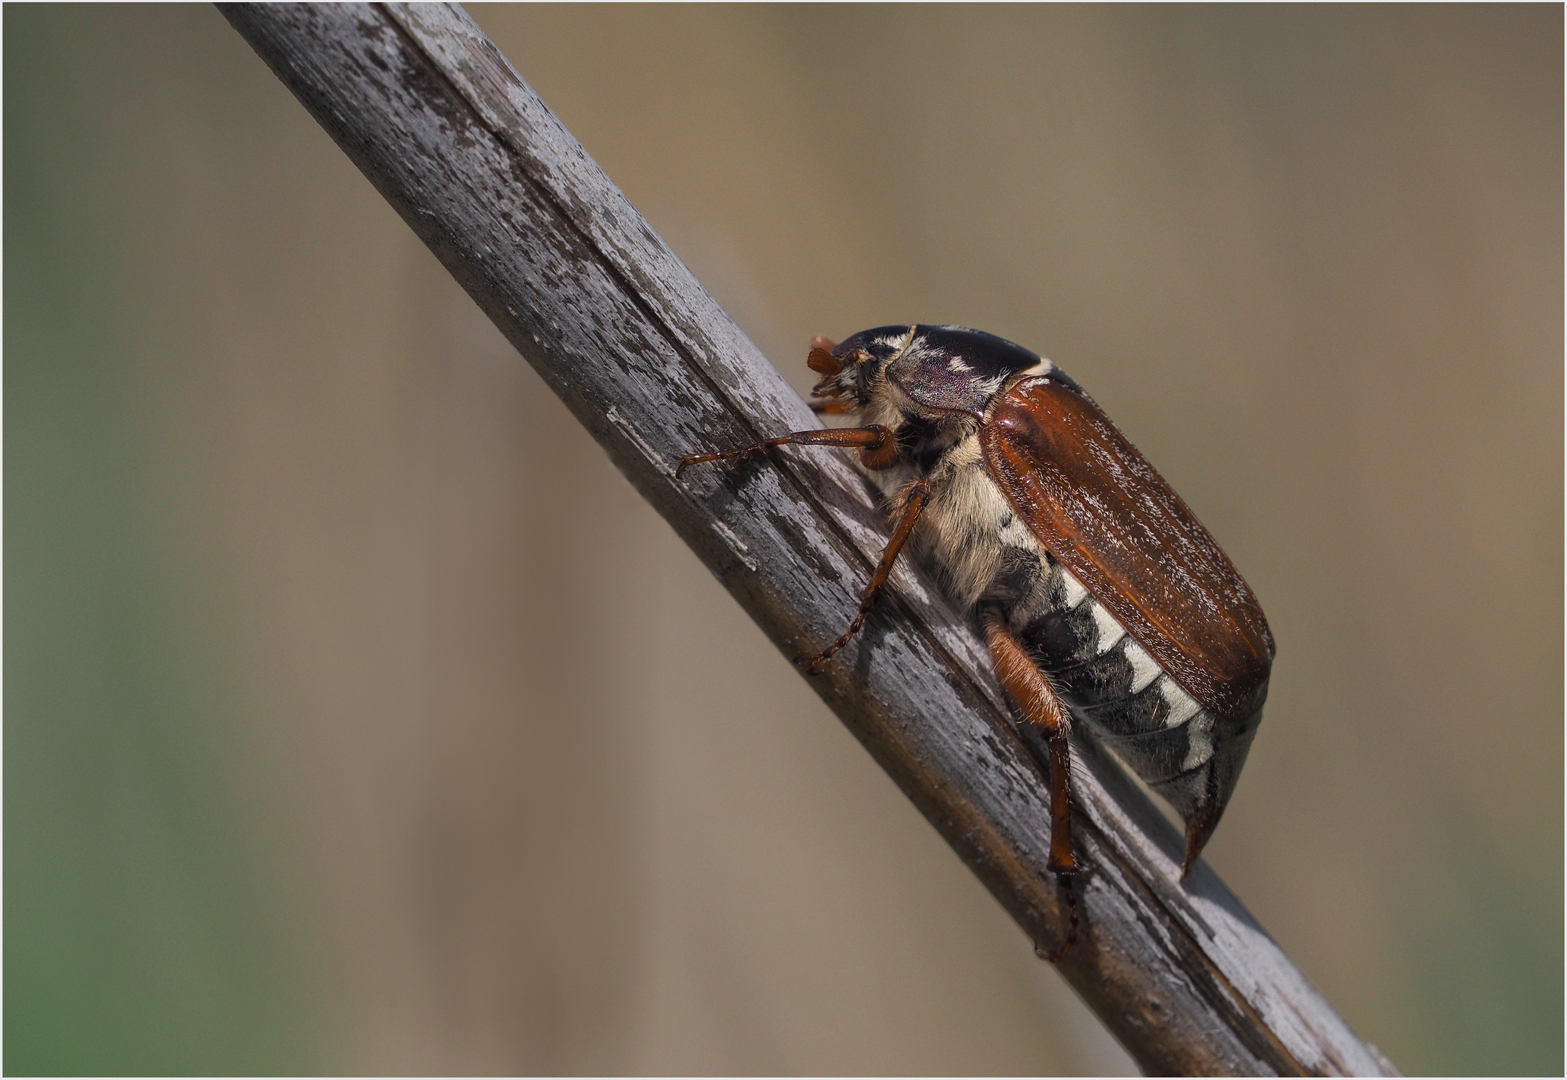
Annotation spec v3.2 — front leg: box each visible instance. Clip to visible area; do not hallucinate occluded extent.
[676,425,897,477]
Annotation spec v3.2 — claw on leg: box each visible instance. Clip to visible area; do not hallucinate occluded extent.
[1034,875,1080,963]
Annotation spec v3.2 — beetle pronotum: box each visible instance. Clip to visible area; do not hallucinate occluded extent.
[678,325,1274,959]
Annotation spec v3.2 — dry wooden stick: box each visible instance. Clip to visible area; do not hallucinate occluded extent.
[219,4,1397,1075]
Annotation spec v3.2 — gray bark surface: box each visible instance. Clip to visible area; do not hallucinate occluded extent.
[219,4,1398,1075]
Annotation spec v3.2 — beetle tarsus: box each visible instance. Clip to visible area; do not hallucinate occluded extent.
[796,481,929,672]
[676,439,785,478]
[1034,874,1080,963]
[799,601,874,673]
[676,427,894,478]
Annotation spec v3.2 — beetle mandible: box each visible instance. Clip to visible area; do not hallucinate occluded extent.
[678,325,1274,953]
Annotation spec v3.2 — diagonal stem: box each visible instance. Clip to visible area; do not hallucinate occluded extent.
[218,5,1398,1075]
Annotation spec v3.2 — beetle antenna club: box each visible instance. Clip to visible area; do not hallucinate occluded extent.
[678,325,1274,960]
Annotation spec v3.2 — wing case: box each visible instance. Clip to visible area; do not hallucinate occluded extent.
[980,377,1273,719]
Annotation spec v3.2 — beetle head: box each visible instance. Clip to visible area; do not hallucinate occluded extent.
[808,325,914,414]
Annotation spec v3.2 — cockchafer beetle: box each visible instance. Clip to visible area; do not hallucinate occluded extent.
[678,325,1274,958]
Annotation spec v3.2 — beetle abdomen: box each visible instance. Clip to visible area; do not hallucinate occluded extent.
[1016,562,1263,845]
[891,450,1257,821]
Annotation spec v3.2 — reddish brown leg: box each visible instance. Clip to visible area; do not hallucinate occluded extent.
[809,399,859,415]
[800,481,930,674]
[983,607,1079,960]
[676,426,892,477]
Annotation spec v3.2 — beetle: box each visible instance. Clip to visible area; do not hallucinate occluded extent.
[677,325,1274,955]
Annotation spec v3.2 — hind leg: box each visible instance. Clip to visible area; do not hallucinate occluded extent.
[982,607,1079,960]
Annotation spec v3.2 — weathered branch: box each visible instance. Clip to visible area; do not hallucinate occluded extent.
[219,5,1397,1075]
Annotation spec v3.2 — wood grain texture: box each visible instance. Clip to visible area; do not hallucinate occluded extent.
[218,5,1398,1075]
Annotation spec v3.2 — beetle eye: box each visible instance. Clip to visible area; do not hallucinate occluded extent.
[807,348,841,376]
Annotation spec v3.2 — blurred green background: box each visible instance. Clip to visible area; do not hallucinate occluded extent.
[6,4,1561,1075]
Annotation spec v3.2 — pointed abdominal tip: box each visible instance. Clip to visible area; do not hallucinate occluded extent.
[1181,804,1223,881]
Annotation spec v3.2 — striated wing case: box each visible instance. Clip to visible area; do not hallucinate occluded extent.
[980,377,1274,720]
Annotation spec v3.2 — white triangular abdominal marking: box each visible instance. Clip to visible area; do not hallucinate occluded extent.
[1090,602,1128,654]
[1125,639,1164,693]
[1181,712,1216,772]
[1061,570,1089,609]
[1161,678,1203,729]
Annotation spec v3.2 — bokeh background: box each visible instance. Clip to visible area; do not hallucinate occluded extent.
[7,4,1561,1075]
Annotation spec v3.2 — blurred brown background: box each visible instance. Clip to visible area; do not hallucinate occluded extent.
[6,4,1561,1075]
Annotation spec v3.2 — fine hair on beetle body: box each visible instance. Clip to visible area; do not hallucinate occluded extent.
[678,324,1275,963]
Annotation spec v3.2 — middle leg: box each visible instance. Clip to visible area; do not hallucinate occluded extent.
[800,480,930,673]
